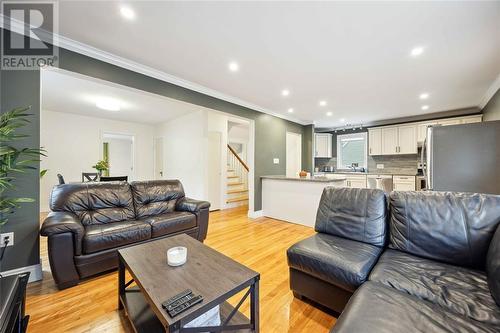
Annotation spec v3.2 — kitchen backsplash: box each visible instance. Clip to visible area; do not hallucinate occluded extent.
[315,153,419,175]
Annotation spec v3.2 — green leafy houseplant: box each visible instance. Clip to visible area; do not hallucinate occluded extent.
[0,106,46,226]
[92,160,109,174]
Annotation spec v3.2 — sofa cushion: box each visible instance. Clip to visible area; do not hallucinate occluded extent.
[287,233,383,292]
[315,187,387,246]
[486,225,500,306]
[131,180,185,218]
[139,211,197,238]
[83,220,151,254]
[369,249,500,326]
[389,191,500,269]
[331,281,498,333]
[50,182,136,226]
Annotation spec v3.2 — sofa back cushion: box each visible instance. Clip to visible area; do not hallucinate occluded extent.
[50,182,135,226]
[487,225,500,306]
[389,191,500,269]
[131,180,185,218]
[315,187,387,246]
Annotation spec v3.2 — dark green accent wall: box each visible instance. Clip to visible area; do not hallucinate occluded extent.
[483,88,500,121]
[0,68,41,272]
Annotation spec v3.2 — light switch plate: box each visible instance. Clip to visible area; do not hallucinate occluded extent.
[376,164,384,169]
[273,158,279,164]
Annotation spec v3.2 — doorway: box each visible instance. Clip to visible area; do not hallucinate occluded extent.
[102,133,135,180]
[286,132,302,177]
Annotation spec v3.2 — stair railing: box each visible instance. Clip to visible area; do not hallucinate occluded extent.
[227,144,249,191]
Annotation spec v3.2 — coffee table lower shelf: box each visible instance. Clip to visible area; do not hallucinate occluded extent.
[120,287,252,333]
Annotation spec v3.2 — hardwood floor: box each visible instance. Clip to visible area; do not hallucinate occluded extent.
[28,206,336,332]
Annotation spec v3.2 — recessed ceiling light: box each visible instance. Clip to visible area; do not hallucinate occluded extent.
[319,100,327,107]
[228,62,239,72]
[421,105,429,111]
[96,98,121,111]
[287,108,294,113]
[340,118,346,123]
[410,46,424,57]
[419,93,429,100]
[282,89,290,97]
[120,6,136,20]
[326,111,333,116]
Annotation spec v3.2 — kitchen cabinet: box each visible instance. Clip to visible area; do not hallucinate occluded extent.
[417,121,438,144]
[345,174,367,188]
[438,119,461,126]
[315,133,332,158]
[393,175,416,191]
[461,115,482,124]
[380,125,417,155]
[368,128,382,156]
[398,125,417,154]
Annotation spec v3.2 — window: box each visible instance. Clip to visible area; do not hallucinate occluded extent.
[336,132,367,169]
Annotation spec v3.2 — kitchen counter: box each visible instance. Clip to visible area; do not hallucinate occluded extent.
[315,171,418,176]
[261,175,346,227]
[261,175,346,182]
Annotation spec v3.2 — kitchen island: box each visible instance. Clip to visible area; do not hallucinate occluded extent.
[261,175,346,227]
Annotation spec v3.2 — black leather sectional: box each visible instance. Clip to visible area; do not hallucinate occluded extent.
[40,180,210,289]
[287,188,500,332]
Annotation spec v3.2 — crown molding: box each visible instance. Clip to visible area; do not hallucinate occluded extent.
[479,73,500,109]
[1,14,308,125]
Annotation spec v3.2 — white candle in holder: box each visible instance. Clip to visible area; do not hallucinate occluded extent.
[167,246,187,266]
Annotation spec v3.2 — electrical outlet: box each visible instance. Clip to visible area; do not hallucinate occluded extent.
[273,158,279,164]
[376,164,384,169]
[0,232,14,247]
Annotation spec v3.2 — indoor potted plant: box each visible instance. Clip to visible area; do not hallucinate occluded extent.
[92,159,109,177]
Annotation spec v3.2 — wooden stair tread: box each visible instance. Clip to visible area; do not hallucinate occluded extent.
[228,182,243,186]
[227,195,249,203]
[227,189,248,194]
[227,175,239,179]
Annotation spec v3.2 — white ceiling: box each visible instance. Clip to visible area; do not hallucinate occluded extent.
[56,1,500,127]
[41,69,198,124]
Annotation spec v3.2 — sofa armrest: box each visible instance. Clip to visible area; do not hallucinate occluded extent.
[487,224,500,306]
[40,211,84,255]
[176,197,210,213]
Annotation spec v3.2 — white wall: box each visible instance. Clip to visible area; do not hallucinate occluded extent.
[40,110,155,211]
[155,110,209,200]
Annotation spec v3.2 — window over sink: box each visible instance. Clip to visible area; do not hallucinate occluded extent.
[336,132,367,169]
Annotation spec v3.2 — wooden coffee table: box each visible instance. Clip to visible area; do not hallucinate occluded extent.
[118,234,260,332]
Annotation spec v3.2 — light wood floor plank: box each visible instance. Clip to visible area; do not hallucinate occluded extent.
[28,206,335,332]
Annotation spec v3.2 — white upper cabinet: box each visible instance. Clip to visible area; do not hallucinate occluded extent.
[438,119,461,126]
[461,115,482,124]
[417,121,438,144]
[368,128,382,156]
[398,125,417,154]
[315,133,332,158]
[381,127,399,155]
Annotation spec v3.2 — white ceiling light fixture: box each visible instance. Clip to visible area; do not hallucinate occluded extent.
[410,46,425,57]
[228,61,239,72]
[120,6,136,20]
[421,105,429,111]
[96,97,121,111]
[319,100,327,107]
[281,89,290,97]
[326,111,333,116]
[419,93,429,100]
[287,108,294,113]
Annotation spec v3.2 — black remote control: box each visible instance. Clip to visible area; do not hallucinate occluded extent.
[165,293,195,311]
[167,295,203,317]
[162,289,193,309]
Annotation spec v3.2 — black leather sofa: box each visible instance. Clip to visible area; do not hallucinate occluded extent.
[287,188,500,332]
[40,180,210,289]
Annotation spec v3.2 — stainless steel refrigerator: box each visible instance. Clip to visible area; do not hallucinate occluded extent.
[422,120,500,194]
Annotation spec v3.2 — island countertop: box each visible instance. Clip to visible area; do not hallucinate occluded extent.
[261,175,346,182]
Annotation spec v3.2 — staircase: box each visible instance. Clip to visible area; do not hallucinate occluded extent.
[226,144,249,207]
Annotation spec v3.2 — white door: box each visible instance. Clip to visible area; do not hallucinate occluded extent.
[381,127,398,155]
[154,137,164,179]
[103,134,134,180]
[286,132,302,177]
[398,125,417,154]
[208,131,222,211]
[368,129,382,155]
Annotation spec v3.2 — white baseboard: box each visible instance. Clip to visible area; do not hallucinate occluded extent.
[1,263,42,283]
[248,210,263,219]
